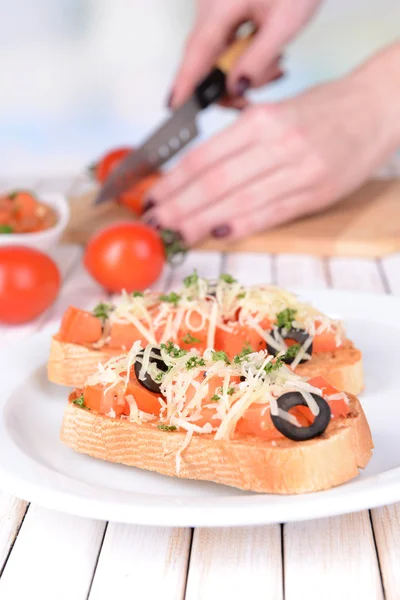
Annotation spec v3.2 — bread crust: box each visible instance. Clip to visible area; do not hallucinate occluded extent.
[49,336,364,394]
[60,394,373,494]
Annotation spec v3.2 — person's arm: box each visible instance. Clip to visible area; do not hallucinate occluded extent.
[144,42,400,245]
[350,42,400,156]
[169,0,322,108]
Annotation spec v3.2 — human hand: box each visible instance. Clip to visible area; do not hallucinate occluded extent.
[143,73,395,245]
[169,0,322,108]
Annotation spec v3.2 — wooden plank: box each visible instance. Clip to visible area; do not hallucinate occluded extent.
[284,513,383,600]
[371,504,400,600]
[89,525,191,600]
[0,506,106,600]
[328,257,386,293]
[276,254,383,598]
[0,493,28,574]
[275,254,328,289]
[65,179,400,258]
[381,253,400,295]
[185,526,283,600]
[224,252,273,285]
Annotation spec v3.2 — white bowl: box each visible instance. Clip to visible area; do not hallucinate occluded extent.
[0,193,70,252]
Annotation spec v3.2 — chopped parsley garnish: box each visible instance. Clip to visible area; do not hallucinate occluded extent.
[227,387,235,395]
[0,225,13,234]
[157,424,177,431]
[276,308,297,330]
[264,357,284,374]
[132,291,144,297]
[211,350,230,364]
[185,356,206,370]
[92,302,113,321]
[182,332,201,344]
[159,292,181,307]
[219,273,237,284]
[210,394,220,402]
[155,371,165,382]
[72,394,90,410]
[284,343,301,360]
[233,343,253,364]
[183,270,199,287]
[237,292,246,299]
[160,341,187,359]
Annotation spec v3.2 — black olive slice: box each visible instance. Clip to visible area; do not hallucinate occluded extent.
[271,391,331,441]
[134,346,169,394]
[266,327,313,365]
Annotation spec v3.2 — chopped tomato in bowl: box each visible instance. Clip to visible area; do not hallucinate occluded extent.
[0,191,70,251]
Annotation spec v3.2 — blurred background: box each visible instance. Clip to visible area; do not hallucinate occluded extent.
[1,0,399,178]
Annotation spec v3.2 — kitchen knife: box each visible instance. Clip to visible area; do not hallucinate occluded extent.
[94,33,253,205]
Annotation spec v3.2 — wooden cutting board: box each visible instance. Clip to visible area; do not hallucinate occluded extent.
[63,178,400,257]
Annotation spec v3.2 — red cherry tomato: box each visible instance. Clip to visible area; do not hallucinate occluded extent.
[0,246,61,324]
[84,222,165,292]
[93,147,132,183]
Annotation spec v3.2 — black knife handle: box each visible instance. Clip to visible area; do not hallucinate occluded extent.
[194,68,227,109]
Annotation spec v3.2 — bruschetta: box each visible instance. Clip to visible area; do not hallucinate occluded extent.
[61,342,373,494]
[49,272,363,394]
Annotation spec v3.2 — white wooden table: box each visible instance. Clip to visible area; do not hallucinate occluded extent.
[0,176,400,600]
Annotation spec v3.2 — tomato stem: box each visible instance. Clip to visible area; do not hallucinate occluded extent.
[160,229,187,267]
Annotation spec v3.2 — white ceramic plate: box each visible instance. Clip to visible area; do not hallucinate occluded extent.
[0,289,399,527]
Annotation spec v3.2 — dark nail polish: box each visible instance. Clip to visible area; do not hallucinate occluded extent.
[142,198,156,213]
[166,90,174,109]
[211,224,231,238]
[271,69,285,83]
[143,215,161,231]
[234,76,251,97]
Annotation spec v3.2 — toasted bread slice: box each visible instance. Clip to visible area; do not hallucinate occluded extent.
[61,393,372,494]
[49,336,364,395]
[297,342,364,395]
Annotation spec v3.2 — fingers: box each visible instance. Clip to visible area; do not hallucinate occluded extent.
[146,144,272,228]
[144,113,257,206]
[227,18,289,91]
[171,9,242,109]
[227,191,318,241]
[178,167,302,245]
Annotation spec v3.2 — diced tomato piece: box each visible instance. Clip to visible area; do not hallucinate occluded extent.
[82,373,161,418]
[215,319,269,360]
[183,374,241,428]
[177,309,209,353]
[236,403,311,440]
[59,306,102,344]
[11,191,37,219]
[125,376,162,416]
[307,376,349,418]
[83,382,129,417]
[312,321,342,353]
[108,321,149,350]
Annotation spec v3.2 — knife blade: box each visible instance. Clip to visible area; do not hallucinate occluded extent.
[94,33,253,205]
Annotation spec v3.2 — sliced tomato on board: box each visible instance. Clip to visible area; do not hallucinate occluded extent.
[59,306,103,345]
[119,172,162,216]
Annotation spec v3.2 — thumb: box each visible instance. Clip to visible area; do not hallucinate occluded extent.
[170,19,233,109]
[227,14,292,92]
